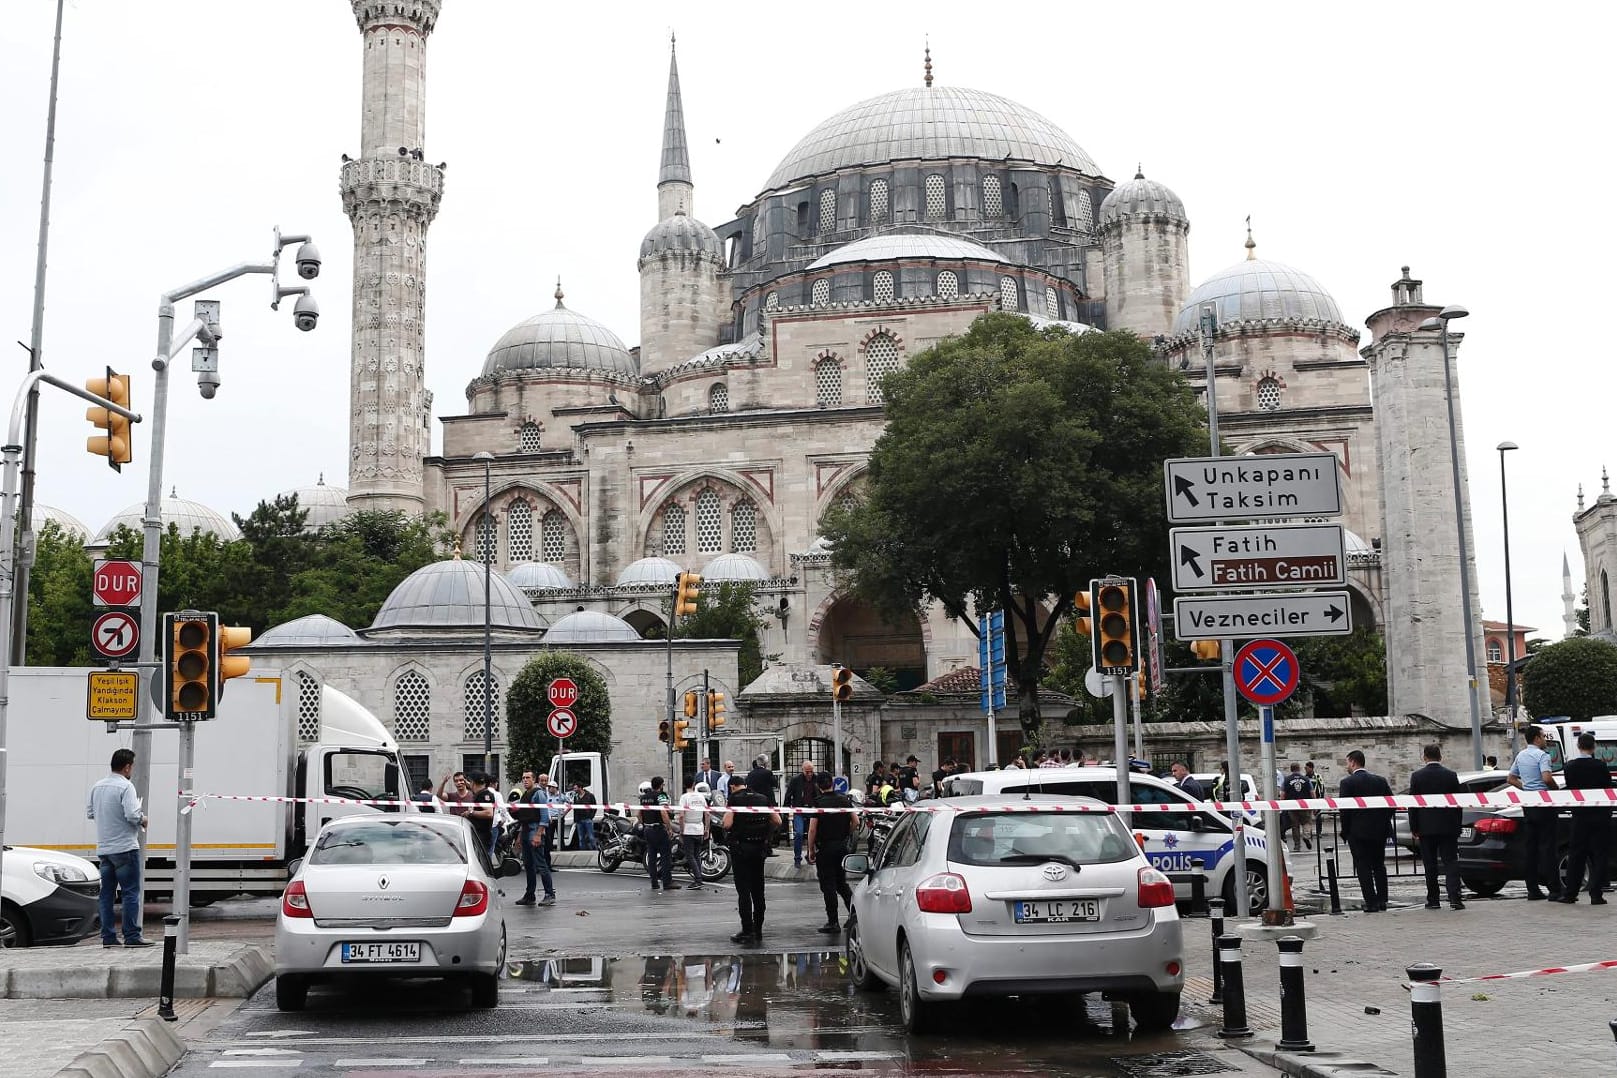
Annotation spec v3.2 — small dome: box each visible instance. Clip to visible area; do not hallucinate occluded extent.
[506,561,573,590]
[95,491,241,545]
[31,504,89,540]
[256,614,363,648]
[639,213,722,260]
[807,232,1006,271]
[1098,169,1186,226]
[701,553,769,582]
[277,475,351,531]
[544,610,641,643]
[1172,257,1344,336]
[615,556,682,588]
[483,287,637,378]
[371,559,542,632]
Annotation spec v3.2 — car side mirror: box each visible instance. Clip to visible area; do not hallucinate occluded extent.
[1189,815,1207,833]
[842,853,870,876]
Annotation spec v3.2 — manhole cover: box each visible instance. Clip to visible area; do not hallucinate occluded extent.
[1114,1050,1236,1077]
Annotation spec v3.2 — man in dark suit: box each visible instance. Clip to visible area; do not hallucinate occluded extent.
[1339,750,1394,912]
[1408,743,1465,910]
[1561,732,1614,905]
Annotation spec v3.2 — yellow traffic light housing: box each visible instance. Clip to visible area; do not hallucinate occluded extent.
[706,691,726,731]
[658,720,671,743]
[85,368,133,471]
[1073,590,1092,638]
[832,666,853,703]
[217,625,253,695]
[1090,578,1139,676]
[683,691,699,718]
[164,611,217,719]
[672,719,692,751]
[1191,639,1222,661]
[674,572,702,619]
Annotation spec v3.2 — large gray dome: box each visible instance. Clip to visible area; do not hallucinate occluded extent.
[506,561,573,590]
[370,559,542,632]
[95,492,241,544]
[615,556,682,589]
[544,610,641,644]
[640,212,722,260]
[483,288,636,378]
[701,553,769,582]
[765,86,1099,192]
[1098,170,1186,227]
[807,232,1006,271]
[256,614,363,648]
[1172,258,1344,336]
[31,503,89,540]
[277,476,351,531]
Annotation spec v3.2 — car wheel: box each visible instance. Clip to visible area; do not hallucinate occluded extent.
[1129,991,1181,1033]
[846,916,881,992]
[1223,861,1267,916]
[1463,878,1505,897]
[275,975,307,1012]
[898,940,941,1035]
[0,902,31,949]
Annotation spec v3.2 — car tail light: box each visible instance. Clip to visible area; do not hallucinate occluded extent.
[1137,866,1176,908]
[281,879,312,919]
[454,879,489,917]
[914,872,972,914]
[1474,816,1517,836]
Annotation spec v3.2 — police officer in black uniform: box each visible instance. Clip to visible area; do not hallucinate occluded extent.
[722,768,780,945]
[640,776,676,892]
[806,771,855,934]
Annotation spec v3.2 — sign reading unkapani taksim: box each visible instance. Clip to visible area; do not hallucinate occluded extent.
[1163,452,1343,523]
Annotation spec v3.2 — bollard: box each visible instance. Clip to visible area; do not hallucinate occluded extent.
[1215,934,1252,1039]
[1208,897,1225,1004]
[1325,850,1343,916]
[157,914,181,1022]
[1276,935,1315,1051]
[1610,1019,1617,1063]
[1189,866,1207,914]
[1407,963,1445,1078]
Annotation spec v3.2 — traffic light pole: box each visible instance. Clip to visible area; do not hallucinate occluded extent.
[1111,673,1130,826]
[665,584,677,788]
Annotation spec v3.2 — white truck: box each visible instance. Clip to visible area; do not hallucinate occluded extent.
[4,667,408,898]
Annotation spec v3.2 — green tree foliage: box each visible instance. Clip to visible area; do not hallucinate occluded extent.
[26,520,95,666]
[821,314,1207,739]
[673,581,768,689]
[505,652,613,783]
[1520,636,1617,721]
[1293,627,1389,717]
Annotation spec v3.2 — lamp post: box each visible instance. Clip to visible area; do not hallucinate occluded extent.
[1498,441,1520,754]
[474,451,495,780]
[1419,305,1483,769]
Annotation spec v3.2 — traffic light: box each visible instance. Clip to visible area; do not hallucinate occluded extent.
[674,572,702,618]
[85,367,132,471]
[1090,578,1139,676]
[658,720,671,743]
[1190,639,1221,661]
[1073,590,1093,637]
[706,691,726,731]
[832,666,853,703]
[217,624,253,697]
[683,690,699,717]
[164,611,217,719]
[672,719,692,750]
[1134,672,1148,701]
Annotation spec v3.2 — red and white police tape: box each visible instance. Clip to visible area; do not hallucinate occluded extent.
[1436,958,1617,987]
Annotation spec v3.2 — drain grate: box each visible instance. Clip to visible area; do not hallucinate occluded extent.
[1114,1050,1237,1077]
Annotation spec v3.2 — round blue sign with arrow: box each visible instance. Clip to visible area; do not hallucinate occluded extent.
[1233,638,1299,707]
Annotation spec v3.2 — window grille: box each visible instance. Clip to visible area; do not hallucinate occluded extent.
[751,211,764,249]
[815,359,843,406]
[936,271,958,300]
[765,291,779,310]
[982,176,1002,216]
[474,514,495,563]
[1256,377,1282,411]
[1073,189,1093,229]
[506,500,533,562]
[731,501,757,553]
[710,383,729,413]
[518,422,542,452]
[695,490,722,553]
[924,175,946,219]
[295,671,321,742]
[866,334,900,404]
[873,271,894,303]
[662,504,686,555]
[462,671,500,742]
[1045,287,1060,318]
[999,276,1019,311]
[818,189,836,233]
[394,671,430,742]
[541,510,566,562]
[811,279,830,306]
[869,180,889,224]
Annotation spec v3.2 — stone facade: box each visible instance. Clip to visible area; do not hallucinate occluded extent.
[1574,477,1617,636]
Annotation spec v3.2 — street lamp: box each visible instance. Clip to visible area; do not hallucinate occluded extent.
[1498,441,1520,753]
[474,451,495,781]
[1419,305,1483,769]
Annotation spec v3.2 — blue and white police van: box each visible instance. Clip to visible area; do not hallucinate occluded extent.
[938,767,1272,915]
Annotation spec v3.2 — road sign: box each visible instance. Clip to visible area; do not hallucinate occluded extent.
[86,670,140,721]
[547,677,579,709]
[1083,667,1115,699]
[1144,578,1163,693]
[546,707,577,739]
[1170,522,1347,592]
[1171,591,1352,640]
[1233,638,1300,706]
[91,559,143,608]
[91,609,140,660]
[1163,452,1343,523]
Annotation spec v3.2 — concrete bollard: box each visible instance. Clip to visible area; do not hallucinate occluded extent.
[1215,934,1252,1039]
[1325,850,1343,916]
[1276,935,1314,1051]
[1208,897,1225,1004]
[1407,963,1445,1078]
[157,914,181,1022]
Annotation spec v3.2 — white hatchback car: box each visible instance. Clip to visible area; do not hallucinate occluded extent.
[844,795,1183,1034]
[1,846,100,948]
[275,814,517,1010]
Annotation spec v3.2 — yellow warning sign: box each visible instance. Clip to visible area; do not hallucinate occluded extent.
[87,670,140,721]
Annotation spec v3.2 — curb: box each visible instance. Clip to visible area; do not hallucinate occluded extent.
[1239,1042,1397,1077]
[52,1017,186,1078]
[1,945,273,1000]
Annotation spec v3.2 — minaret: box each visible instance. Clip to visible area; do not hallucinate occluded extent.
[342,1,445,512]
[1564,552,1579,638]
[657,36,693,221]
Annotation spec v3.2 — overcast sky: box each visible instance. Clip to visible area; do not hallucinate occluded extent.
[0,0,1609,642]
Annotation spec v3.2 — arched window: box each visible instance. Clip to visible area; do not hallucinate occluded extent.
[541,510,566,563]
[1045,287,1060,319]
[873,271,894,304]
[750,211,765,250]
[998,275,1019,311]
[1603,570,1611,630]
[695,490,722,553]
[506,500,533,562]
[811,278,830,306]
[1256,377,1282,412]
[474,512,496,563]
[518,422,542,453]
[1048,183,1066,226]
[462,670,500,742]
[982,176,1003,216]
[815,358,843,406]
[731,501,757,553]
[924,175,946,219]
[1073,189,1094,230]
[869,179,889,224]
[936,271,958,300]
[764,291,779,310]
[662,504,686,555]
[393,670,430,742]
[1487,640,1503,663]
[295,671,321,743]
[710,383,729,413]
[866,334,901,404]
[818,188,837,234]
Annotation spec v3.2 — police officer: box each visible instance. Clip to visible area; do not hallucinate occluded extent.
[806,771,855,934]
[641,776,676,892]
[1561,732,1614,904]
[723,767,780,945]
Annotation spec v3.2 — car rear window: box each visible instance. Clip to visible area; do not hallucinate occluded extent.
[940,778,983,797]
[309,820,468,866]
[947,811,1134,867]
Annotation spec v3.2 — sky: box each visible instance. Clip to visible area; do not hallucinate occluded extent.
[0,0,1611,643]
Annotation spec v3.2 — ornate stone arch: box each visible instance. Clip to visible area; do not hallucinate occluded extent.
[814,461,870,520]
[388,661,435,744]
[638,468,782,569]
[455,480,584,579]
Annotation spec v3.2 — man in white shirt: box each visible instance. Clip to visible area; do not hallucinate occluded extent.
[1508,726,1561,900]
[678,780,712,889]
[714,761,736,806]
[86,748,150,947]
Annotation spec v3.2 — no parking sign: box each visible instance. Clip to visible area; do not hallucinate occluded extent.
[1232,638,1299,707]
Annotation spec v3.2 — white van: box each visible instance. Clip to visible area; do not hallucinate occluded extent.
[938,767,1271,915]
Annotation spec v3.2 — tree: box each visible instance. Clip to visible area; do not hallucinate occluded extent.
[1520,636,1617,721]
[1293,628,1389,717]
[672,581,769,689]
[25,520,95,666]
[821,314,1207,740]
[505,652,613,783]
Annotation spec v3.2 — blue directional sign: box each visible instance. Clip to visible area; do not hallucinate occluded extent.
[978,611,1006,712]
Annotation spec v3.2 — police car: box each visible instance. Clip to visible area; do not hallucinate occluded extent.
[938,768,1271,915]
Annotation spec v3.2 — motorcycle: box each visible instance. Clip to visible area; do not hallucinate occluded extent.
[596,809,731,882]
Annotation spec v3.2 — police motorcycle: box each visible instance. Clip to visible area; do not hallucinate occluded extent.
[596,800,731,882]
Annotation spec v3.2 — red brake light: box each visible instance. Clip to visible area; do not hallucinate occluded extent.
[454,878,489,917]
[1474,816,1517,835]
[1137,866,1176,908]
[281,879,312,919]
[914,872,972,914]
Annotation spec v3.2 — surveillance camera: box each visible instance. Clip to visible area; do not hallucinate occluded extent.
[293,293,320,332]
[198,370,221,399]
[294,241,321,280]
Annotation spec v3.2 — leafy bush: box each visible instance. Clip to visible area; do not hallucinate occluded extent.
[1520,636,1617,722]
[505,652,613,783]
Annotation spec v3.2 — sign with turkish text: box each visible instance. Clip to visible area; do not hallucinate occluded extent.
[547,677,579,709]
[87,670,140,721]
[91,559,143,608]
[1163,453,1343,523]
[1171,591,1352,640]
[1170,522,1347,592]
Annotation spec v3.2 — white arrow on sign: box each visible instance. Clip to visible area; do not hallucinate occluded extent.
[1171,591,1353,640]
[1163,452,1343,523]
[1171,522,1347,592]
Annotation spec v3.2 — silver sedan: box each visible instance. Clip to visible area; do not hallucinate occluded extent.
[274,814,517,1010]
[844,795,1183,1034]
